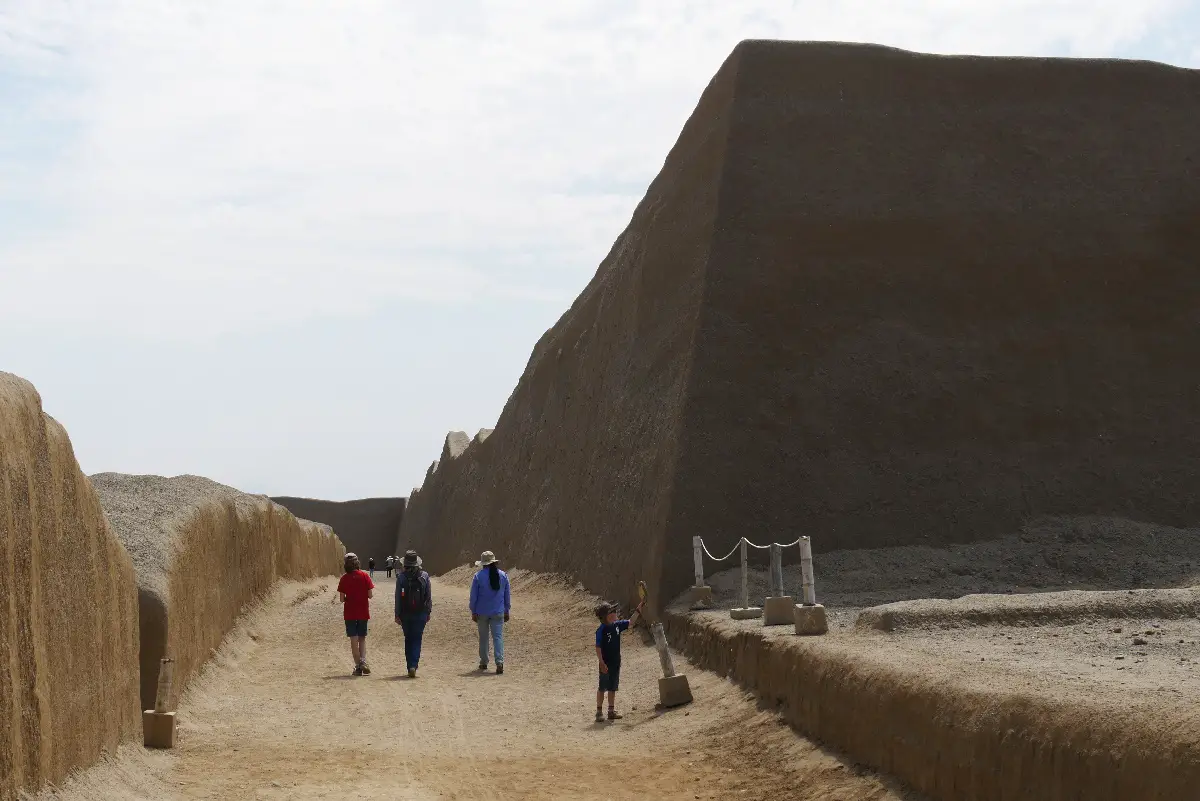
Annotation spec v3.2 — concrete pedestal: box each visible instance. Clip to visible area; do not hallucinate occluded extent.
[658,674,693,707]
[793,604,829,636]
[763,596,795,625]
[687,586,713,609]
[143,710,177,749]
[730,606,763,620]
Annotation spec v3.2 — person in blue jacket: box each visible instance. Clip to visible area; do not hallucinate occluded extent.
[469,550,511,674]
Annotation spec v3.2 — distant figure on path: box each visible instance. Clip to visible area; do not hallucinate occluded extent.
[385,555,394,578]
[594,598,644,722]
[368,556,376,577]
[337,552,375,676]
[470,551,511,674]
[394,550,432,678]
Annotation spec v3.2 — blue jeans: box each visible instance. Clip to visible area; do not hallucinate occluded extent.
[477,615,505,666]
[400,614,429,670]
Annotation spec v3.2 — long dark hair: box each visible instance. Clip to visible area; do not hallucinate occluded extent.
[488,562,501,591]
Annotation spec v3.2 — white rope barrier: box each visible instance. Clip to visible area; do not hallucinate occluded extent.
[692,535,819,608]
[699,536,802,561]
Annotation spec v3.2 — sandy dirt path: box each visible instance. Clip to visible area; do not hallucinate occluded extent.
[34,574,917,801]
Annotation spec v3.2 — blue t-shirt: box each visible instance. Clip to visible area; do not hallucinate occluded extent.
[595,620,631,666]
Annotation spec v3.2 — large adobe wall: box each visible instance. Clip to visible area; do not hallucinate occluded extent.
[92,474,344,710]
[271,495,405,564]
[400,49,739,601]
[663,41,1200,595]
[401,40,1200,606]
[1,373,140,801]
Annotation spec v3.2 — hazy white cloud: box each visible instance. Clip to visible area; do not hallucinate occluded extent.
[2,2,1197,498]
[2,0,1193,339]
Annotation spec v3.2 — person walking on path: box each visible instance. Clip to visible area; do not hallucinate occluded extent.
[368,556,376,578]
[394,550,432,678]
[470,551,511,674]
[385,555,394,578]
[336,552,375,676]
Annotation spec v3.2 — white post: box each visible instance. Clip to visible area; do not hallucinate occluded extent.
[692,535,705,587]
[154,657,174,713]
[769,543,782,597]
[651,622,676,678]
[739,538,749,610]
[800,536,817,605]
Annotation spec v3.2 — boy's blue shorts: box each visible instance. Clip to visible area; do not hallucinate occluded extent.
[598,664,621,692]
[345,619,368,637]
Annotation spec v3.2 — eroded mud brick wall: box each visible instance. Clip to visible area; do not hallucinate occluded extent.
[0,373,140,801]
[272,496,406,563]
[664,42,1200,592]
[403,40,1200,605]
[399,52,744,605]
[93,475,345,710]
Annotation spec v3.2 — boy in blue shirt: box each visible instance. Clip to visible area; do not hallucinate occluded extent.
[594,599,644,722]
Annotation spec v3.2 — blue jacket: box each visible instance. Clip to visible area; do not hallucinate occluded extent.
[469,567,511,617]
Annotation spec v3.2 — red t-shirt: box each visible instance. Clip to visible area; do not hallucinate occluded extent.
[337,570,375,620]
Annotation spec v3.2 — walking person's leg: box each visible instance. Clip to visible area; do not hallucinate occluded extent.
[401,616,414,671]
[409,614,428,676]
[477,615,490,669]
[491,616,505,673]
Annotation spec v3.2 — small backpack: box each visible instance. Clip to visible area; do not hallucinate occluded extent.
[401,572,428,614]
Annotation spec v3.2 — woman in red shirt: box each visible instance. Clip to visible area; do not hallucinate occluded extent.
[337,552,375,675]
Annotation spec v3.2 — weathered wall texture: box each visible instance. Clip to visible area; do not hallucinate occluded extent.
[401,40,1200,605]
[92,474,344,710]
[664,607,1200,801]
[271,496,405,563]
[0,373,140,801]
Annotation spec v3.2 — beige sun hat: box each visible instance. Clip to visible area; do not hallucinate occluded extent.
[476,550,499,567]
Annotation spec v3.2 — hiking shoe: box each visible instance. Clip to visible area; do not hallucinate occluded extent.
[352,664,364,676]
[496,663,504,675]
[607,709,623,721]
[478,662,488,671]
[408,668,417,678]
[595,709,604,723]
[359,662,371,676]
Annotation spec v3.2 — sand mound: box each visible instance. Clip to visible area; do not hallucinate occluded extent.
[91,473,343,710]
[0,373,140,800]
[400,40,1200,608]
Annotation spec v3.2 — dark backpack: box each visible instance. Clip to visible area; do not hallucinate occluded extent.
[401,571,428,614]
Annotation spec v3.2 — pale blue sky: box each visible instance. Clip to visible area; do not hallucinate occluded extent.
[2,2,1197,500]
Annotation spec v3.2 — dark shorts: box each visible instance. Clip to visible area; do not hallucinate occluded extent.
[345,619,368,637]
[598,663,621,692]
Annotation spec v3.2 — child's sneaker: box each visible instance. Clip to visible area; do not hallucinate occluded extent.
[594,709,604,723]
[360,662,371,676]
[607,709,623,721]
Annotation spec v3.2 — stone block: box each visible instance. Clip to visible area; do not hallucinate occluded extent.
[731,606,763,620]
[687,585,713,609]
[658,674,693,707]
[763,595,795,625]
[794,603,829,636]
[142,710,177,749]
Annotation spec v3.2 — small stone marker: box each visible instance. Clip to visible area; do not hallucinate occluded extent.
[793,537,828,635]
[143,657,177,749]
[689,536,713,609]
[763,543,794,625]
[731,539,763,620]
[651,622,693,707]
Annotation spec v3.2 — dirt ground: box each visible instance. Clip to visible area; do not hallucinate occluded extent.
[30,573,920,801]
[696,515,1200,731]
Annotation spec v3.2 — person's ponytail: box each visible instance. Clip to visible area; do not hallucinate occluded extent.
[488,562,501,591]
